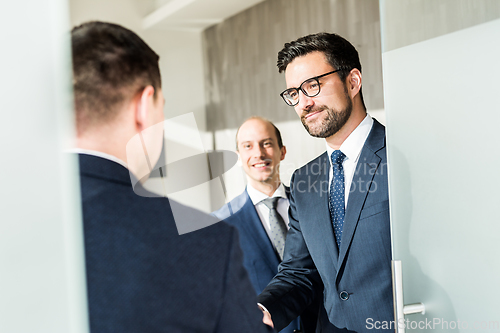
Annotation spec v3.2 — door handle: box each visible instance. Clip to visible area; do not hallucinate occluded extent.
[392,260,425,332]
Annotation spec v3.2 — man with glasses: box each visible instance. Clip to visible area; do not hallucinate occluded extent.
[257,33,393,332]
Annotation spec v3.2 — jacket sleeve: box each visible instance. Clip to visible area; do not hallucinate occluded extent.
[257,171,322,331]
[215,226,275,333]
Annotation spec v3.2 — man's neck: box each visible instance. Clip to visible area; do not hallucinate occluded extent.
[325,107,367,150]
[76,138,127,164]
[76,119,135,165]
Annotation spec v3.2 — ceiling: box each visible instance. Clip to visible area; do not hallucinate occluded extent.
[142,0,266,31]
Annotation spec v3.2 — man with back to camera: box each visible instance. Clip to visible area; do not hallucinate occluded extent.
[71,21,273,333]
[257,33,393,332]
[213,117,319,333]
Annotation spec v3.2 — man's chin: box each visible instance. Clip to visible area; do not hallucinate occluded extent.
[303,123,329,138]
[253,174,272,183]
[248,173,274,183]
[302,116,323,135]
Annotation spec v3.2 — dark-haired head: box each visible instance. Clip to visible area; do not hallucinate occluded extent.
[277,32,365,108]
[71,21,161,132]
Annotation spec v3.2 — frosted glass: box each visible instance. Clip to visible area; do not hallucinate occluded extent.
[0,1,88,332]
[383,18,500,331]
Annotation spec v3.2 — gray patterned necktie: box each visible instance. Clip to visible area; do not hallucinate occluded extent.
[261,197,287,260]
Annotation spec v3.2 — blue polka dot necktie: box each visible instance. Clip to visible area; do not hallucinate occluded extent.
[261,197,287,260]
[329,150,346,249]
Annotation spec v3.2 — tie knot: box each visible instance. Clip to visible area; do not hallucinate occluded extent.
[261,197,280,210]
[330,150,346,166]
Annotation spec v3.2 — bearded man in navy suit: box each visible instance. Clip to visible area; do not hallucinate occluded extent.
[214,117,318,333]
[257,33,394,332]
[71,21,272,333]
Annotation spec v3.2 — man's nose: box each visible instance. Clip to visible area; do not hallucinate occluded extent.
[257,145,267,157]
[296,90,314,111]
[251,145,266,159]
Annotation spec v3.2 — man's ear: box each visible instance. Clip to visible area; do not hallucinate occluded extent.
[347,69,362,98]
[135,86,155,131]
[280,146,287,161]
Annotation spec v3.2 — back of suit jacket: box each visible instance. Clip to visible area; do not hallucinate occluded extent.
[79,154,271,333]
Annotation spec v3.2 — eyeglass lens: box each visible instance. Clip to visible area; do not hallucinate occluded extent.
[282,78,320,105]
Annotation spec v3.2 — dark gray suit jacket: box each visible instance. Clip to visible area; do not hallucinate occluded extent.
[257,120,393,332]
[213,188,319,333]
[213,189,283,295]
[78,154,273,333]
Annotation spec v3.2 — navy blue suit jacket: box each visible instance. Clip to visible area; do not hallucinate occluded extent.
[78,154,273,333]
[214,188,318,333]
[257,120,393,332]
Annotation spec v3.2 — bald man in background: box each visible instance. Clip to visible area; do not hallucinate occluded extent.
[214,117,318,333]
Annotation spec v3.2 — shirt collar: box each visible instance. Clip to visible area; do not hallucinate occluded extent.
[67,148,128,169]
[326,113,373,165]
[247,183,287,205]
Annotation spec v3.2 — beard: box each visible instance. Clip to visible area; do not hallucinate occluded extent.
[300,94,353,138]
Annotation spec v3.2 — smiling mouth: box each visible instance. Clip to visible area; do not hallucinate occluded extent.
[305,108,325,119]
[253,161,270,168]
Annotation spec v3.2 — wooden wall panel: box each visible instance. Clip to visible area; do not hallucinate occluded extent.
[203,0,385,207]
[203,0,383,131]
[330,0,384,111]
[202,0,384,132]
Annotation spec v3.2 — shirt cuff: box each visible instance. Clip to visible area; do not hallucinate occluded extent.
[257,303,271,316]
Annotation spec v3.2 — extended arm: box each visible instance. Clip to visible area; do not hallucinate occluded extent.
[257,173,322,331]
[215,227,275,333]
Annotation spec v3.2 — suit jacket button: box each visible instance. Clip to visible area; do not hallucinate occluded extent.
[339,291,349,301]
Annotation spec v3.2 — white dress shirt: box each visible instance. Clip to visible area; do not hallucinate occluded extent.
[249,183,290,315]
[326,114,374,207]
[246,183,290,242]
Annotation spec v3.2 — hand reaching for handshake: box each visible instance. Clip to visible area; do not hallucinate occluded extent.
[258,304,274,328]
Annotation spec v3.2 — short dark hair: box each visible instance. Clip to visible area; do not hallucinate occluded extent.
[236,117,284,150]
[71,21,161,130]
[277,32,361,77]
[277,32,365,108]
[271,122,284,149]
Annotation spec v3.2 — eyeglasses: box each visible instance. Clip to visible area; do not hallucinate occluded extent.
[280,69,341,106]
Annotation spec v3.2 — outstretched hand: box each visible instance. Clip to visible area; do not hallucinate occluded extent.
[261,308,274,328]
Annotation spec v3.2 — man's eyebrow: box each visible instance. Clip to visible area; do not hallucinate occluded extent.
[238,138,274,144]
[260,138,274,143]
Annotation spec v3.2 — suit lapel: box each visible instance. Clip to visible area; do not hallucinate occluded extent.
[303,153,339,270]
[284,185,290,199]
[239,191,280,269]
[337,120,385,268]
